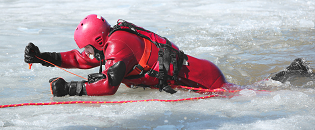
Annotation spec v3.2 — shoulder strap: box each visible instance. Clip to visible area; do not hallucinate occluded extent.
[109,19,186,94]
[126,38,152,77]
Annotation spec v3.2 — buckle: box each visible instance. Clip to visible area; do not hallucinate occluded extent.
[133,64,144,74]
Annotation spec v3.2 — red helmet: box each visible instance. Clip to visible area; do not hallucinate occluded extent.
[74,14,111,51]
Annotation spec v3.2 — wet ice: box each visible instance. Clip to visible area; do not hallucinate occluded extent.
[0,0,315,129]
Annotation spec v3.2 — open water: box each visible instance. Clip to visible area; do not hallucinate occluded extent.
[0,0,315,129]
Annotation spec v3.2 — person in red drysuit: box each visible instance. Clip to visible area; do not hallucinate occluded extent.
[24,14,230,97]
[25,14,310,97]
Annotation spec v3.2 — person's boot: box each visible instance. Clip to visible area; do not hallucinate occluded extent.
[271,58,312,83]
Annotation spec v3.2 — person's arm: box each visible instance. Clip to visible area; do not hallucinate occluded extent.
[49,59,127,96]
[84,40,136,96]
[84,60,126,95]
[59,49,99,69]
[49,39,136,96]
[24,42,99,69]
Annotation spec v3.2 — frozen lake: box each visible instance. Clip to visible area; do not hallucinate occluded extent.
[0,0,315,129]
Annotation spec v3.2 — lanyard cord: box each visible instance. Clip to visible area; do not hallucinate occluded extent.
[32,55,88,80]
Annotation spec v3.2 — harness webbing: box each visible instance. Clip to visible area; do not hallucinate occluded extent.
[126,38,152,76]
[109,19,187,94]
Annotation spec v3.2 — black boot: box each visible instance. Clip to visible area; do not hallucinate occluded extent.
[285,58,311,72]
[271,58,312,83]
[49,77,87,97]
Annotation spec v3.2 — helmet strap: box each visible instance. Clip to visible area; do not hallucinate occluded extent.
[90,46,105,74]
[90,46,104,61]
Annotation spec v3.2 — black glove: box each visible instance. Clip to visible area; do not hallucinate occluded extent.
[49,77,87,97]
[24,42,42,63]
[24,42,62,67]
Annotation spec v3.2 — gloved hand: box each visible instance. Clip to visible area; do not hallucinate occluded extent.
[49,77,87,97]
[24,42,42,64]
[24,42,62,67]
[49,77,69,97]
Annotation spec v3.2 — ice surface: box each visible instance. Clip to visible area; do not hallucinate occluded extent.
[17,27,42,34]
[0,0,315,129]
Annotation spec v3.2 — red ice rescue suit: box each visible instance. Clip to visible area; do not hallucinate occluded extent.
[25,14,228,96]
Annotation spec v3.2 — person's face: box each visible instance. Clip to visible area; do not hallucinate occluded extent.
[84,45,95,59]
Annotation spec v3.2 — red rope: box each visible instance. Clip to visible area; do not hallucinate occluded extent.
[0,94,222,108]
[178,85,241,93]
